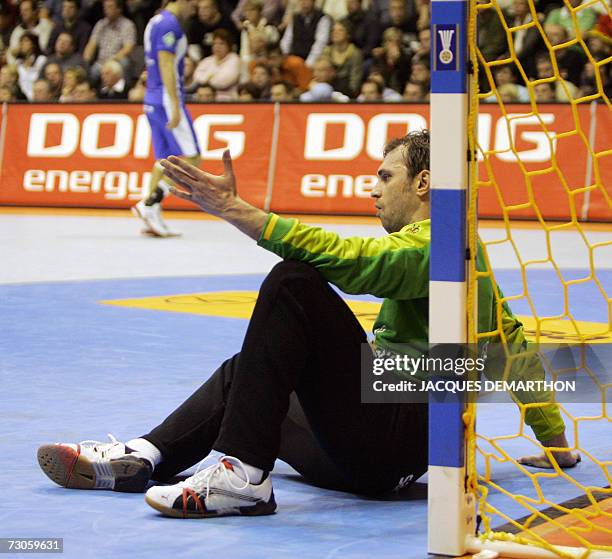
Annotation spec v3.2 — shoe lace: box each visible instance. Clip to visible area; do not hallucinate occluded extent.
[79,433,120,457]
[185,455,250,500]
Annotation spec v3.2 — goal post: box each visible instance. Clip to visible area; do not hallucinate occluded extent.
[428,0,474,555]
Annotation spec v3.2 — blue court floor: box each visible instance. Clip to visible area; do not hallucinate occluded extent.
[1,212,610,559]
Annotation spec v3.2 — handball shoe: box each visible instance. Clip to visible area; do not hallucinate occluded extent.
[145,456,276,519]
[37,434,152,492]
[132,200,179,237]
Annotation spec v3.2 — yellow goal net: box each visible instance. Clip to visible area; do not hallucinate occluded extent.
[464,0,612,556]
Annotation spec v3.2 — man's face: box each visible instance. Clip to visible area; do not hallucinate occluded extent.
[104,0,121,20]
[177,0,197,21]
[346,0,360,14]
[371,147,427,233]
[410,63,430,85]
[299,0,315,15]
[198,0,216,22]
[20,1,35,24]
[55,33,73,55]
[403,82,422,101]
[196,86,215,101]
[62,0,78,21]
[546,24,566,46]
[534,82,555,102]
[494,66,513,85]
[389,0,405,23]
[44,64,63,87]
[101,65,119,86]
[536,58,553,77]
[73,82,95,101]
[33,81,52,101]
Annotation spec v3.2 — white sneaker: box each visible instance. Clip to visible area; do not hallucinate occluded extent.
[132,200,179,238]
[145,456,276,518]
[37,434,152,492]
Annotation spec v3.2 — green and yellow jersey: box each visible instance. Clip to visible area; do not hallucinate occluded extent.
[258,214,564,441]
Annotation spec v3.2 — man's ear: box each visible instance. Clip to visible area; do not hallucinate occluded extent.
[415,170,430,198]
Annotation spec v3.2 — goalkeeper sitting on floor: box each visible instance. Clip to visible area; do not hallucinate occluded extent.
[37,130,578,519]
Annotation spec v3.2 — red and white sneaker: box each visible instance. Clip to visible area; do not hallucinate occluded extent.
[145,456,276,519]
[37,434,152,493]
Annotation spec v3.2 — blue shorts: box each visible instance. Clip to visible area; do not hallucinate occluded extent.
[144,102,200,160]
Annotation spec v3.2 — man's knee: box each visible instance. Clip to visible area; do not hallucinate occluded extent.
[265,260,324,286]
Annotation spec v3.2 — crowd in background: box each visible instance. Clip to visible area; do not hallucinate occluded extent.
[0,0,609,103]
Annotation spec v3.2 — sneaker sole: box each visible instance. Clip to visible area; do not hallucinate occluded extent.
[144,491,277,519]
[37,445,150,493]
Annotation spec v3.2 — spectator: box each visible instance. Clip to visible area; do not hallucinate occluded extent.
[507,0,543,78]
[193,82,216,101]
[47,0,92,55]
[409,53,430,90]
[187,0,239,61]
[402,79,428,101]
[372,27,412,93]
[534,52,579,101]
[300,57,349,102]
[533,81,556,102]
[369,0,418,29]
[98,58,128,99]
[59,65,87,100]
[257,42,312,91]
[0,5,16,63]
[183,55,198,94]
[32,77,54,101]
[322,20,363,98]
[341,0,381,60]
[497,83,522,102]
[249,61,272,98]
[237,0,279,80]
[0,63,26,100]
[72,77,98,100]
[0,84,16,101]
[477,6,508,63]
[544,23,585,86]
[9,0,54,63]
[270,79,294,101]
[362,69,402,101]
[232,0,283,28]
[491,64,529,101]
[358,78,383,101]
[15,32,48,100]
[128,68,146,101]
[125,0,156,44]
[381,0,417,47]
[44,31,86,72]
[280,0,331,69]
[194,29,241,100]
[43,61,63,98]
[545,0,597,39]
[411,25,430,58]
[237,81,259,100]
[84,0,137,82]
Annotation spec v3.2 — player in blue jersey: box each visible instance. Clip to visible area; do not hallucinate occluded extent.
[132,0,200,237]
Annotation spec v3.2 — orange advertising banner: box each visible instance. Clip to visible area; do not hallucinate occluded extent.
[0,102,609,221]
[0,103,274,209]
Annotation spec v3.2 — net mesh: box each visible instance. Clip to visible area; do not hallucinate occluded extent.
[466,0,612,555]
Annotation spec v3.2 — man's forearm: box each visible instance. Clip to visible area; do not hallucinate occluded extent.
[221,198,268,240]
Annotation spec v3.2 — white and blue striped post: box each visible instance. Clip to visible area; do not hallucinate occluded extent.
[428,0,474,556]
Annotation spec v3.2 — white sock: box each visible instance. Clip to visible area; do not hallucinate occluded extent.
[125,438,162,469]
[231,460,264,484]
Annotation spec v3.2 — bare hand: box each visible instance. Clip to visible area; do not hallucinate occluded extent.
[518,432,581,469]
[160,150,237,217]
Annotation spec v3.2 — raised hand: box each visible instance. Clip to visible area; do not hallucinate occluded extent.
[160,150,237,217]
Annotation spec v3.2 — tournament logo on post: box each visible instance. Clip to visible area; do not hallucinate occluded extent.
[433,24,460,71]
